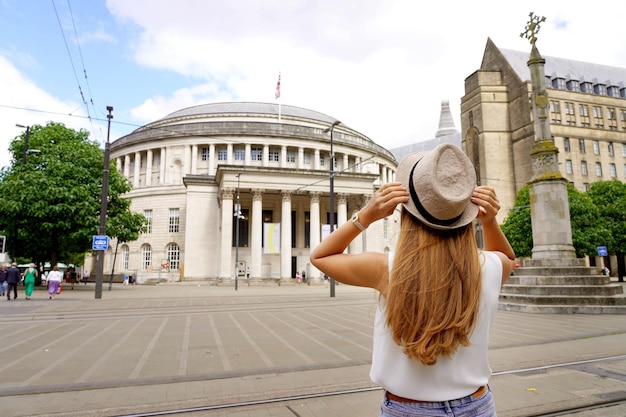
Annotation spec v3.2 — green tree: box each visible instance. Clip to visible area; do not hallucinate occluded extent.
[500,186,532,257]
[501,184,611,258]
[586,180,626,280]
[0,122,135,269]
[107,210,147,289]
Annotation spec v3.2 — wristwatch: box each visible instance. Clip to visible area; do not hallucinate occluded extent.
[351,212,368,231]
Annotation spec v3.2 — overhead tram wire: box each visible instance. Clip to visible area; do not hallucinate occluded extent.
[51,0,102,142]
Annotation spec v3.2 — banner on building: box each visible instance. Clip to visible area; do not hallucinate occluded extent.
[264,223,280,254]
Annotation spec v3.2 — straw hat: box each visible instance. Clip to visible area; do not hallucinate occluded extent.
[395,143,478,230]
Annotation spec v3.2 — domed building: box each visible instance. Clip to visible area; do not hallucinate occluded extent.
[98,102,400,284]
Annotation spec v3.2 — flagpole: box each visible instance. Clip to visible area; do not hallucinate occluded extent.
[275,72,281,123]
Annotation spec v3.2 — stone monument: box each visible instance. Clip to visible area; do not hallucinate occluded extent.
[498,13,626,313]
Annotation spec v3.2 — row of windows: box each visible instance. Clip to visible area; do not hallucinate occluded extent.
[120,243,180,271]
[548,77,626,98]
[564,159,623,179]
[142,208,180,234]
[204,147,332,167]
[562,138,626,157]
[550,101,626,130]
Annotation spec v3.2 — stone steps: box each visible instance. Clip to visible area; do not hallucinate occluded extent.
[498,262,626,314]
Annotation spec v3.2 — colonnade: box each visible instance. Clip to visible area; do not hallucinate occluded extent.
[116,144,394,189]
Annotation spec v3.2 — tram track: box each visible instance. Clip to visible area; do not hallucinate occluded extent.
[108,355,626,417]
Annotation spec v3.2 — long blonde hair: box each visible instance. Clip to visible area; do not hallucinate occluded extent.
[386,209,482,365]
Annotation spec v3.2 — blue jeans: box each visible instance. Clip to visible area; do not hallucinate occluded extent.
[379,386,496,417]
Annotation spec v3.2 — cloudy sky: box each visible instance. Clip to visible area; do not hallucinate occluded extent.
[1,0,625,169]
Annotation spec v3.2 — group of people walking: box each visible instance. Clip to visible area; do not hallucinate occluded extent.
[0,262,63,300]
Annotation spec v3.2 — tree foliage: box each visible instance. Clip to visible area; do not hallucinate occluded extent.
[586,180,626,255]
[501,183,613,258]
[0,122,142,266]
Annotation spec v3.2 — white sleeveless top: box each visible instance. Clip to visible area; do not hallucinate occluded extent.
[369,251,502,401]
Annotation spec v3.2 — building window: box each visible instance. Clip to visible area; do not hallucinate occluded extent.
[566,80,580,92]
[217,148,227,161]
[144,209,153,233]
[552,78,566,90]
[234,148,245,161]
[593,106,602,118]
[201,147,210,161]
[268,148,280,162]
[608,86,621,97]
[621,109,626,121]
[593,140,600,155]
[121,245,129,270]
[608,142,614,157]
[583,183,590,192]
[232,209,249,247]
[594,84,607,95]
[581,82,593,93]
[565,159,573,174]
[169,208,180,233]
[622,143,626,157]
[609,163,617,178]
[579,139,586,153]
[320,154,325,167]
[581,161,588,176]
[579,105,589,117]
[286,150,296,163]
[595,162,602,177]
[141,244,152,270]
[549,100,560,113]
[166,243,180,270]
[564,102,575,115]
[251,146,263,161]
[304,151,311,165]
[563,137,570,152]
[607,107,617,120]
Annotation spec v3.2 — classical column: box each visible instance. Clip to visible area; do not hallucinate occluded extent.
[298,147,304,168]
[381,166,388,184]
[309,192,321,282]
[208,144,215,176]
[250,189,264,281]
[124,154,130,178]
[343,154,349,173]
[337,193,348,227]
[280,190,292,281]
[314,149,320,170]
[245,144,251,165]
[263,145,269,167]
[116,158,122,174]
[220,188,234,282]
[184,145,191,175]
[145,150,153,186]
[281,145,287,168]
[133,152,141,188]
[191,145,198,175]
[159,147,166,184]
[227,143,233,165]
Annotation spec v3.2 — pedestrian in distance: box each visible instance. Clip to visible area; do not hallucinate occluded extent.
[23,263,37,300]
[47,265,62,300]
[311,144,515,417]
[6,262,21,300]
[0,264,7,296]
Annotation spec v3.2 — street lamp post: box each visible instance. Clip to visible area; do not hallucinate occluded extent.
[95,106,114,299]
[234,173,242,291]
[323,120,341,297]
[15,124,30,165]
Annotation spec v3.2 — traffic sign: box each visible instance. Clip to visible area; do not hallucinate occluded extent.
[93,235,109,251]
[597,246,608,256]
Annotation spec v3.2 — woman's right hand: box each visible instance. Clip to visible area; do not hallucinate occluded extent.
[359,182,409,227]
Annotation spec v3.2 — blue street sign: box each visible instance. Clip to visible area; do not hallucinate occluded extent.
[93,235,109,251]
[597,246,608,256]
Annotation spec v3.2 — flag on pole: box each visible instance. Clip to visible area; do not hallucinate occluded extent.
[275,72,281,99]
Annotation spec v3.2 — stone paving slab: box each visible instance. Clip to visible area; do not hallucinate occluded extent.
[1,282,626,416]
